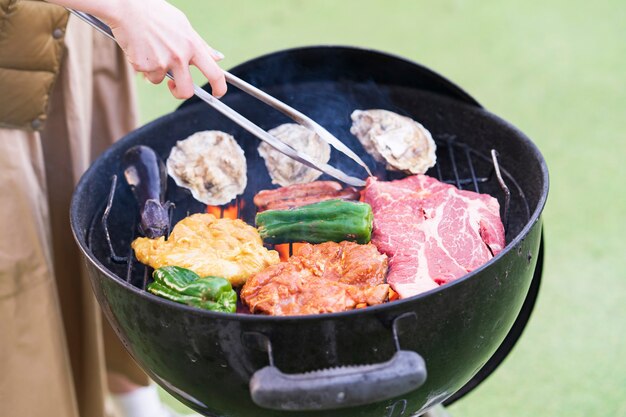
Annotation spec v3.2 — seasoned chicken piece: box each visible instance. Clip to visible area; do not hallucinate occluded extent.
[258,123,330,186]
[253,181,361,212]
[241,241,389,316]
[132,213,279,287]
[167,130,247,205]
[350,109,436,174]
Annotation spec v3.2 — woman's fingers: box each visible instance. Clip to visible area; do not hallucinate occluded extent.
[210,48,225,62]
[145,48,226,100]
[192,41,227,98]
[144,68,167,84]
[142,40,226,100]
[168,61,195,99]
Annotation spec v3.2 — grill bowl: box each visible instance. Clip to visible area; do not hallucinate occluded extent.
[71,46,548,416]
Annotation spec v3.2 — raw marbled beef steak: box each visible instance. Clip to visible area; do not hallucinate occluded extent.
[363,175,505,298]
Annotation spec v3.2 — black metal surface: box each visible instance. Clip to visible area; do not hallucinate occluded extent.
[443,232,544,406]
[70,47,549,417]
[181,46,482,111]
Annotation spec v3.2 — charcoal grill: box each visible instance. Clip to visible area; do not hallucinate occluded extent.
[71,46,548,416]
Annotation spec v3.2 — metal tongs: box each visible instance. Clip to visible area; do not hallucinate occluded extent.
[69,10,370,187]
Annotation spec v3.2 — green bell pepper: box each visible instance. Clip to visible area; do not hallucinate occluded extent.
[148,266,237,313]
[255,199,373,244]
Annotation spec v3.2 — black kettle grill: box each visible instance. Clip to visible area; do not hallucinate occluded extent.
[70,46,548,416]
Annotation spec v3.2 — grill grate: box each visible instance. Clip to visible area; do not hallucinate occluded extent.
[89,137,527,292]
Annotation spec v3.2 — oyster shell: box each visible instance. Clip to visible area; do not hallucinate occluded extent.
[350,109,437,174]
[167,130,246,205]
[258,123,331,186]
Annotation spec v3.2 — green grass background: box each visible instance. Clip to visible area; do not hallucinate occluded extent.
[134,1,626,415]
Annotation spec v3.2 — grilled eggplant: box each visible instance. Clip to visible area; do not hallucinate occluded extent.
[122,145,170,238]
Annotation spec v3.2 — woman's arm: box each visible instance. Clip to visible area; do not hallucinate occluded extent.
[47,0,227,99]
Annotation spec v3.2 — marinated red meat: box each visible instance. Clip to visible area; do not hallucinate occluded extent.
[240,241,389,316]
[363,175,505,299]
[253,181,360,212]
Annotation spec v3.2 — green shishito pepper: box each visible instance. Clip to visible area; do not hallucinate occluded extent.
[256,199,373,245]
[148,266,237,313]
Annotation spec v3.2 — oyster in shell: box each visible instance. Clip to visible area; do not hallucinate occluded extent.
[258,123,331,186]
[350,109,436,174]
[167,130,246,205]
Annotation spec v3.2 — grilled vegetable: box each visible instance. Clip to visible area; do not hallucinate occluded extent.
[256,200,373,245]
[122,145,170,238]
[148,266,237,313]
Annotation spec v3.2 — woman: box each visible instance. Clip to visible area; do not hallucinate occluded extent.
[0,1,225,416]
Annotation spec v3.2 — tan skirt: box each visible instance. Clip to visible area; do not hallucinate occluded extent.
[0,15,148,417]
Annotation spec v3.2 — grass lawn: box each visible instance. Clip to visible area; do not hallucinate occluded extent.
[133,1,626,415]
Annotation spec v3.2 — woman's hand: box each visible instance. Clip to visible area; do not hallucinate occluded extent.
[109,0,227,99]
[48,0,227,99]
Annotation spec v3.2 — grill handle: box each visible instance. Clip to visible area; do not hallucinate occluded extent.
[247,313,427,411]
[249,349,427,411]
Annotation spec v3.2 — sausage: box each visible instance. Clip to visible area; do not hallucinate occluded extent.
[262,187,361,211]
[254,181,360,212]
